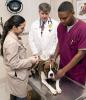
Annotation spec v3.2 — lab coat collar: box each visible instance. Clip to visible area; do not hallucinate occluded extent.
[40,17,52,27]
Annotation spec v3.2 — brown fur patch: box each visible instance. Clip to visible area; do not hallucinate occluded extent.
[30,60,58,79]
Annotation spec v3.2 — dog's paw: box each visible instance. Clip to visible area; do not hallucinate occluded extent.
[56,88,62,94]
[50,88,57,95]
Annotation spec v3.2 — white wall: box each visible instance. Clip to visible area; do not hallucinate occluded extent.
[0,0,51,32]
[0,0,11,21]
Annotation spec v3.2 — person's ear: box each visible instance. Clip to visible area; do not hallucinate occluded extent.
[13,25,17,29]
[12,26,17,32]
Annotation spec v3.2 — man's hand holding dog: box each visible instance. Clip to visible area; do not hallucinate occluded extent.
[55,68,66,79]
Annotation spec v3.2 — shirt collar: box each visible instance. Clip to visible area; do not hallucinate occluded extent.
[8,31,21,41]
[67,19,79,32]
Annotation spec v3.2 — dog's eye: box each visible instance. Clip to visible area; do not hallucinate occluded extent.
[52,68,55,71]
[52,67,57,73]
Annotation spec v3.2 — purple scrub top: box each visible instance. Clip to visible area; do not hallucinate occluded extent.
[57,20,86,85]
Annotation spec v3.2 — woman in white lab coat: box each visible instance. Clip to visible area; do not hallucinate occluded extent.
[29,3,59,60]
[1,15,39,100]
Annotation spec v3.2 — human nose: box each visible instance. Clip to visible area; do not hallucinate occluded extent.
[60,19,65,23]
[43,14,47,18]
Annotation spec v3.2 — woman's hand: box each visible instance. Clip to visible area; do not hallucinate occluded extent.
[55,68,66,79]
[30,55,39,64]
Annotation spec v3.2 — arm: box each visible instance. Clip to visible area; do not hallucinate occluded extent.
[29,25,38,55]
[5,42,38,70]
[50,43,60,62]
[56,50,86,78]
[53,43,60,60]
[49,20,59,57]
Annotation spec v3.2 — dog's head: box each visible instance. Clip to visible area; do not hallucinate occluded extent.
[30,60,58,79]
[42,60,58,79]
[31,60,58,79]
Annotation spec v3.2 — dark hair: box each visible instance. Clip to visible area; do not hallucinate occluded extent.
[58,1,74,12]
[1,15,25,56]
[39,3,51,12]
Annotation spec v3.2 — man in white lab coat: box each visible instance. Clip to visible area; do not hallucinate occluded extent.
[29,3,59,60]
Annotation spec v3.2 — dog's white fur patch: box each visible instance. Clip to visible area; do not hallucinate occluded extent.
[41,63,62,95]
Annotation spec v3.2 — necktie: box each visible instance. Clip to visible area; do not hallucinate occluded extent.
[41,21,45,35]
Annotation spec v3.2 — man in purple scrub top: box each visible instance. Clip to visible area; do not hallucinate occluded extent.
[54,1,86,85]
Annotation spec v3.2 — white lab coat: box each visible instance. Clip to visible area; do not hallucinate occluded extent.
[29,18,59,60]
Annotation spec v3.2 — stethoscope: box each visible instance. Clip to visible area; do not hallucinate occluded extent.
[40,17,52,35]
[48,17,52,24]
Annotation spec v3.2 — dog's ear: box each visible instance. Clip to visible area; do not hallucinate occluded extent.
[44,61,50,69]
[51,61,58,74]
[37,61,45,71]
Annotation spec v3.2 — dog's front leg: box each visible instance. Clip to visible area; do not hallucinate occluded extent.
[41,71,47,80]
[56,79,62,93]
[41,72,57,95]
[40,71,47,88]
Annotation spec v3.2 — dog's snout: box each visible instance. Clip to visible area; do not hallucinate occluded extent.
[50,73,53,77]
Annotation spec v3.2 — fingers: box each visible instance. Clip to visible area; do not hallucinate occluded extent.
[55,73,60,79]
[34,56,39,64]
[55,69,66,79]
